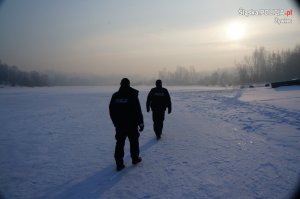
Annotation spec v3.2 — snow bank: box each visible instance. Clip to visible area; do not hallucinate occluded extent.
[240,86,300,111]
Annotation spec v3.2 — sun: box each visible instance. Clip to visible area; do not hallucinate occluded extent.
[226,21,246,41]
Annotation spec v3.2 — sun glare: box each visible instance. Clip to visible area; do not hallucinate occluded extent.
[226,21,246,41]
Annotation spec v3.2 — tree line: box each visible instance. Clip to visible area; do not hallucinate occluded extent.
[0,61,131,87]
[0,61,49,87]
[236,45,300,85]
[1,45,299,87]
[158,66,238,86]
[158,45,300,86]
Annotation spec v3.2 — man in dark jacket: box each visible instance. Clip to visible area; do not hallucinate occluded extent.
[146,80,171,140]
[109,78,144,171]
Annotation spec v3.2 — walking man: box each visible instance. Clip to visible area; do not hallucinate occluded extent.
[109,78,144,171]
[146,80,172,140]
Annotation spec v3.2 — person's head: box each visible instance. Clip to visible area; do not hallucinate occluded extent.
[155,79,162,88]
[120,78,130,88]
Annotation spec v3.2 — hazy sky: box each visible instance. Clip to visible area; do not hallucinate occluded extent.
[0,0,299,77]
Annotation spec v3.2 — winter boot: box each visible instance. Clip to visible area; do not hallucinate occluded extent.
[116,164,125,171]
[132,157,142,165]
[156,134,161,140]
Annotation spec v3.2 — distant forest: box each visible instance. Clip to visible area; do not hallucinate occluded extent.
[1,45,299,87]
[0,62,121,86]
[159,45,300,86]
[0,61,49,87]
[0,61,123,86]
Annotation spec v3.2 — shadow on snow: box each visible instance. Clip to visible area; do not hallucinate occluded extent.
[38,137,158,199]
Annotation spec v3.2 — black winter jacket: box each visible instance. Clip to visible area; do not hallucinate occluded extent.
[109,86,144,130]
[146,87,171,112]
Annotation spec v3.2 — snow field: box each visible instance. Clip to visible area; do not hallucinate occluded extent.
[0,86,299,199]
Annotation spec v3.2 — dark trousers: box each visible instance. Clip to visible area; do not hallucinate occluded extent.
[114,128,140,166]
[152,111,165,137]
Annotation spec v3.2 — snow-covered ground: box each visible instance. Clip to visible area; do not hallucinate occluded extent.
[0,86,299,199]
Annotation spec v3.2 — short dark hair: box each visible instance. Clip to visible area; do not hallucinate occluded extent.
[120,78,130,86]
[156,79,162,86]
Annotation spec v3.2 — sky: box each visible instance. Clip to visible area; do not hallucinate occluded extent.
[0,0,299,77]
